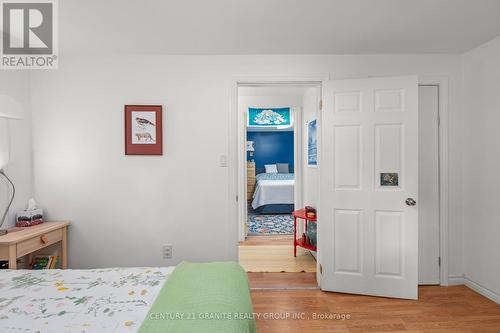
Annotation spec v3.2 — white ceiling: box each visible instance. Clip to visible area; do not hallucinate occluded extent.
[60,0,500,55]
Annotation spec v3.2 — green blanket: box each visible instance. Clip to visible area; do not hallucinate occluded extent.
[139,261,256,333]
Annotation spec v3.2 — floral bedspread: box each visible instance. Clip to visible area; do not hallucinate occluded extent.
[0,267,175,333]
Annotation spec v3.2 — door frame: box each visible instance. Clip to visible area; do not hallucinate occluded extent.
[227,74,450,287]
[419,76,450,286]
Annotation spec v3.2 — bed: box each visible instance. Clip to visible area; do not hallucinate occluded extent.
[251,173,295,214]
[0,262,256,333]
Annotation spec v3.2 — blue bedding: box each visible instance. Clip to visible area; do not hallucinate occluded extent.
[256,173,294,181]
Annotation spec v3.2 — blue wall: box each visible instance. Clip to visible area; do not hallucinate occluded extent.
[247,131,294,174]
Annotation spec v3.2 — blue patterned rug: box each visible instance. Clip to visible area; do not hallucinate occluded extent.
[247,214,294,235]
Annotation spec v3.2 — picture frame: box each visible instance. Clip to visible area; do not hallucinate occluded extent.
[124,105,163,155]
[247,107,292,128]
[307,119,318,167]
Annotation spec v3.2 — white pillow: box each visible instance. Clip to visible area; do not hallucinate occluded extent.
[265,164,278,173]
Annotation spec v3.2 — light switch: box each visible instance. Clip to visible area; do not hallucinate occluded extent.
[219,155,228,167]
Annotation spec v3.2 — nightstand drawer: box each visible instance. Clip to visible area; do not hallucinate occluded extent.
[17,229,63,258]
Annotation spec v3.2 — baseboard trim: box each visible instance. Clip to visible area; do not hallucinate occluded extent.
[463,277,500,304]
[447,275,464,286]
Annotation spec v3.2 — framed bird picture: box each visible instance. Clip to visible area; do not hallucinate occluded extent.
[125,105,163,155]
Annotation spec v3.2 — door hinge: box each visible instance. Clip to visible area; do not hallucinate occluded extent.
[437,115,441,126]
[319,99,323,111]
[319,264,323,275]
[236,195,238,202]
[438,256,441,266]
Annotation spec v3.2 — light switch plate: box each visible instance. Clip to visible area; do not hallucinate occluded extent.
[219,155,228,167]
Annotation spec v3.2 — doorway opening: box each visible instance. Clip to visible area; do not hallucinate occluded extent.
[230,76,447,293]
[236,84,320,277]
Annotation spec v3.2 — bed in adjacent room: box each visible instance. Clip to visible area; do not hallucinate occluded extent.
[0,262,255,333]
[251,172,295,214]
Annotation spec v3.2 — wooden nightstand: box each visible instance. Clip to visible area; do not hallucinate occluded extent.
[247,161,256,203]
[0,221,70,269]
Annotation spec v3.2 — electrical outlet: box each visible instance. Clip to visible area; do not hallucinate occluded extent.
[162,244,173,259]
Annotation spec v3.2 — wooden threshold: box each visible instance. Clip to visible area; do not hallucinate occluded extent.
[240,235,294,246]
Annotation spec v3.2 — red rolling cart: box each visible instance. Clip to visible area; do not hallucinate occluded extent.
[293,208,317,257]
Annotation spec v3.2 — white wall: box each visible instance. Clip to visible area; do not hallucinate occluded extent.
[30,54,464,276]
[302,87,319,208]
[462,36,500,301]
[0,72,33,229]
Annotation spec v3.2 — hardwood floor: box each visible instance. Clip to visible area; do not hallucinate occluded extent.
[240,245,317,273]
[250,284,500,333]
[248,272,318,289]
[239,236,317,273]
[242,244,500,332]
[242,241,500,332]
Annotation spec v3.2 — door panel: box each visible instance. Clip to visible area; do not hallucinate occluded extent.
[334,209,362,274]
[334,125,361,189]
[375,124,403,189]
[375,211,403,277]
[320,76,418,299]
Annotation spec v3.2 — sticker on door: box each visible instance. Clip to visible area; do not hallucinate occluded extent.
[380,173,399,186]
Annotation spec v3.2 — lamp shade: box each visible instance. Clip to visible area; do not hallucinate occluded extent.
[0,146,7,170]
[0,119,8,169]
[0,94,23,119]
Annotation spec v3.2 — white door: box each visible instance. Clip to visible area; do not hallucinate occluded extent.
[319,76,419,299]
[418,85,440,284]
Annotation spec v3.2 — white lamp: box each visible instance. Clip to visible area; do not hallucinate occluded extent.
[0,126,8,170]
[0,94,23,120]
[0,94,23,235]
[0,94,23,170]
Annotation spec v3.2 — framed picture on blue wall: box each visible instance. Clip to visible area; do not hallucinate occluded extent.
[247,107,291,128]
[308,119,318,167]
